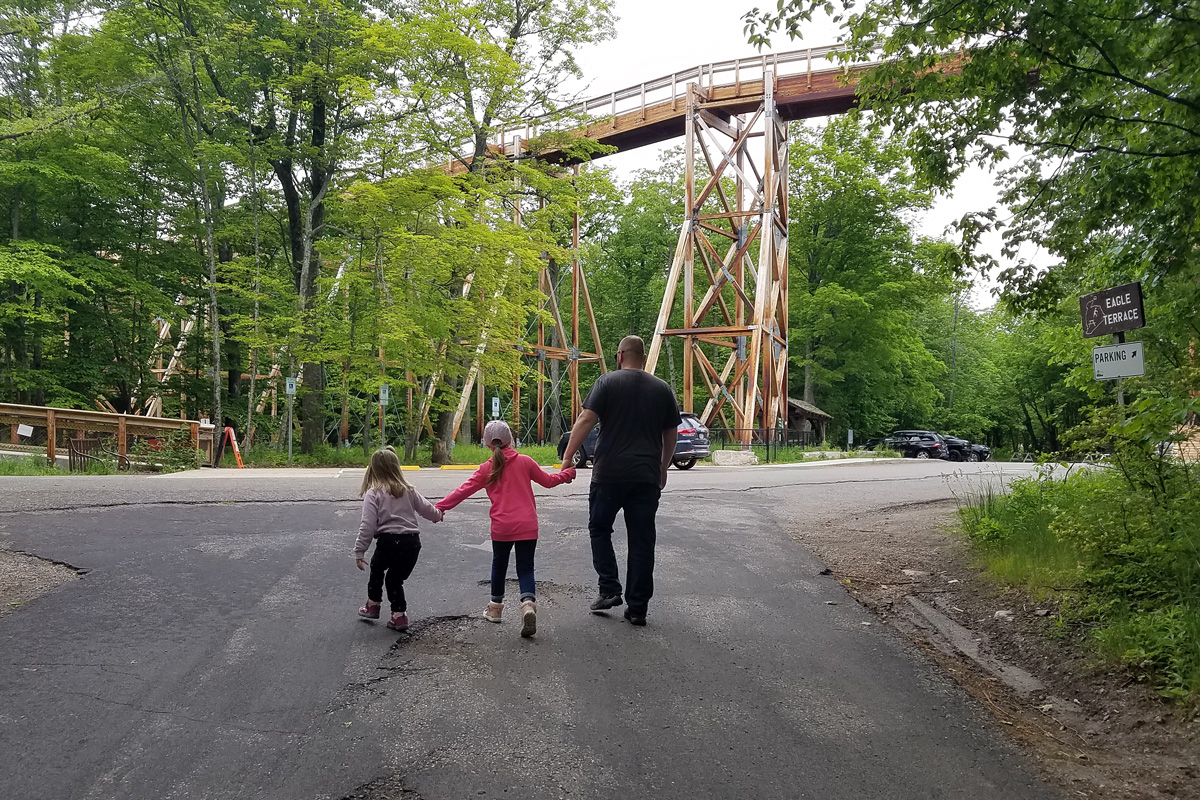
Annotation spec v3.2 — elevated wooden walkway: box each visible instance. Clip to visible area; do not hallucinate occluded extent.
[450,45,872,172]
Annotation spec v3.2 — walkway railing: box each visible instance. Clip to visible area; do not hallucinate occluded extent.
[472,43,857,157]
[708,427,824,462]
[0,403,216,466]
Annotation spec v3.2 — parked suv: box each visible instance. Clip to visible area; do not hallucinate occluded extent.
[557,412,711,470]
[671,412,711,469]
[883,430,949,459]
[941,436,973,462]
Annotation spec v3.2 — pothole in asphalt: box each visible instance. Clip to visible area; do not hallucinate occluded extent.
[473,578,588,601]
[385,614,482,654]
[0,547,83,616]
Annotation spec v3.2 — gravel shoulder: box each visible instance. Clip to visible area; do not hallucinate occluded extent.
[790,500,1200,800]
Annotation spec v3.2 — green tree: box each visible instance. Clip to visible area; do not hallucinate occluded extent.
[745,0,1200,416]
[787,115,946,438]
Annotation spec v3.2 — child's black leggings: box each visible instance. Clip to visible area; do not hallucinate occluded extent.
[367,533,421,612]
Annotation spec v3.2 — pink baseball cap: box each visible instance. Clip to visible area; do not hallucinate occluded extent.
[483,420,513,447]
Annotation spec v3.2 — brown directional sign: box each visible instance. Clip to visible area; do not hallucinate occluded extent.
[1079,282,1145,338]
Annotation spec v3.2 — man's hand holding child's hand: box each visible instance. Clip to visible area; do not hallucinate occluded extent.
[561,467,577,483]
[356,558,367,571]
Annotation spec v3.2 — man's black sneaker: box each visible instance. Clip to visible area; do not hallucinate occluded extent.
[589,594,623,613]
[623,610,647,627]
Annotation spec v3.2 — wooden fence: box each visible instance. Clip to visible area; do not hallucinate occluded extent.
[0,403,216,466]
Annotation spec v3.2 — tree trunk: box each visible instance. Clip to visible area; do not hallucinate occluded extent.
[431,407,455,464]
[803,336,815,404]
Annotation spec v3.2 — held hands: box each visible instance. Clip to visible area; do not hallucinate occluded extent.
[356,558,367,571]
[561,467,577,484]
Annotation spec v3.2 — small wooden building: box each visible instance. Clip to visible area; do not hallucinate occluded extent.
[787,398,832,443]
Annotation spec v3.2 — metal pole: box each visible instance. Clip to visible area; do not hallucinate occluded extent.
[381,402,386,447]
[287,392,294,464]
[1114,332,1125,410]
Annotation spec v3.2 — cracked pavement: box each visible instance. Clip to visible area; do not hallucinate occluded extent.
[0,459,1059,799]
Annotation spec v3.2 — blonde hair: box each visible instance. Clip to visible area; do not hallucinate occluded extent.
[361,446,412,498]
[485,439,510,487]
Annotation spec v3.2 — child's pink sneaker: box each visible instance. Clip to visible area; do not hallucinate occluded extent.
[484,602,504,623]
[386,612,409,631]
[358,600,381,619]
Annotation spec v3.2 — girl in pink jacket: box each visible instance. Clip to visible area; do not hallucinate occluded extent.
[437,420,575,637]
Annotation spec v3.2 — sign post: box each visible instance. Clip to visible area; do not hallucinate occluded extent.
[379,383,389,446]
[847,428,854,450]
[285,377,297,464]
[1080,283,1146,413]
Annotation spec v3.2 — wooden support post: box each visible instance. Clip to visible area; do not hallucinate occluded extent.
[735,112,747,418]
[117,414,127,458]
[476,372,485,441]
[570,167,582,420]
[10,423,17,445]
[45,409,56,461]
[682,85,696,415]
[537,264,546,443]
[513,379,521,432]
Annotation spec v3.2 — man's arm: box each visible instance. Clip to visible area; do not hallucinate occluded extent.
[561,408,599,470]
[659,426,678,489]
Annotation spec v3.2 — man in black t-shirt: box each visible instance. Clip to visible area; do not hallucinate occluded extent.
[560,335,681,626]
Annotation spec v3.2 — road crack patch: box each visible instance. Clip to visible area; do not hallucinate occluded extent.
[336,772,423,800]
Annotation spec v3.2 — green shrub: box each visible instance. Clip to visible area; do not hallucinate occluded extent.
[957,405,1200,701]
[130,429,202,473]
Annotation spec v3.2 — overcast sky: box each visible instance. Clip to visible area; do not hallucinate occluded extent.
[564,0,1030,307]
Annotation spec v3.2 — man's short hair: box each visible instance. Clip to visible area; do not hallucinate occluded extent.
[617,335,645,360]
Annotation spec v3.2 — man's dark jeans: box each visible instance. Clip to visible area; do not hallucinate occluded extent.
[588,481,661,615]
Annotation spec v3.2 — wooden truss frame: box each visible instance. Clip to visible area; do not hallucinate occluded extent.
[449,159,606,445]
[646,73,789,445]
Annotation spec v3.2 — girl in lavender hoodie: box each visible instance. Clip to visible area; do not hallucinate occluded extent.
[437,421,575,638]
[354,446,443,631]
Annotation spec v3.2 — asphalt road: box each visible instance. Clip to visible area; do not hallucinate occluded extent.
[0,459,1058,800]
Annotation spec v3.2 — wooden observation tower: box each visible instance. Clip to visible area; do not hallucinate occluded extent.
[644,73,789,444]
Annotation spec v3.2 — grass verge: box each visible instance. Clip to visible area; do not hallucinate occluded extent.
[957,461,1200,703]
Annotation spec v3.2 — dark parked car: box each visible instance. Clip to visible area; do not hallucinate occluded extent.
[557,412,711,470]
[942,435,991,462]
[883,430,949,459]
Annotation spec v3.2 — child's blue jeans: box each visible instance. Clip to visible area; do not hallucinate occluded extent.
[491,539,537,602]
